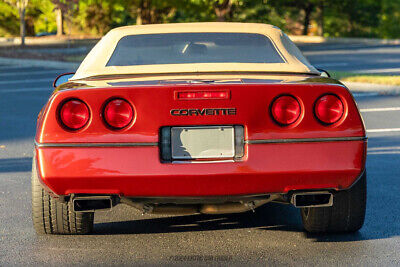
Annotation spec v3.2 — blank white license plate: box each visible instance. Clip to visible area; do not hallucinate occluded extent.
[171,126,235,159]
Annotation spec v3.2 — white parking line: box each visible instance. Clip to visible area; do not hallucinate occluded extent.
[0,65,45,71]
[0,70,61,77]
[368,146,400,151]
[361,107,400,134]
[367,128,400,133]
[366,146,400,155]
[315,62,349,67]
[350,68,400,74]
[368,151,400,155]
[0,87,51,93]
[353,92,380,97]
[0,78,52,85]
[368,145,400,155]
[360,107,400,112]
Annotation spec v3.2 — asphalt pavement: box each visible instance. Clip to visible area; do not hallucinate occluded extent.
[0,50,400,266]
[299,43,400,74]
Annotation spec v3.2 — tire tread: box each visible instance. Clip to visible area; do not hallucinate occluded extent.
[301,172,367,233]
[31,155,94,235]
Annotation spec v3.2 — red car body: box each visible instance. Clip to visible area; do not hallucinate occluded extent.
[35,77,366,197]
[32,23,367,235]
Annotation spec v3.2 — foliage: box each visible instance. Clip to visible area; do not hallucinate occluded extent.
[51,0,78,13]
[76,0,113,35]
[323,0,382,38]
[29,0,57,34]
[0,1,19,36]
[3,0,29,45]
[379,0,400,39]
[1,0,400,39]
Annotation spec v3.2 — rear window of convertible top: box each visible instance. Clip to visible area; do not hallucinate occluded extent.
[106,32,285,66]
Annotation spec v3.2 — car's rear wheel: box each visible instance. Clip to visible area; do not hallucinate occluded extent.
[300,171,366,233]
[31,155,94,235]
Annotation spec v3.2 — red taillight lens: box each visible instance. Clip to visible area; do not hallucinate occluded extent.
[314,94,344,124]
[271,95,301,125]
[59,99,90,130]
[103,99,133,129]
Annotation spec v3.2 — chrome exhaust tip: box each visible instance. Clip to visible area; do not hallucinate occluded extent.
[72,196,113,212]
[291,191,333,208]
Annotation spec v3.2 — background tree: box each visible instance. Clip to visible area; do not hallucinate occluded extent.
[0,1,19,37]
[4,0,29,46]
[124,0,178,25]
[29,0,57,35]
[51,0,79,36]
[229,0,286,30]
[0,0,399,39]
[81,0,112,35]
[324,0,381,37]
[269,0,321,35]
[379,0,400,38]
[214,0,232,21]
[170,0,214,22]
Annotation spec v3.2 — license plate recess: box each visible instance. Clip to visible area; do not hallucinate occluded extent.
[160,125,244,161]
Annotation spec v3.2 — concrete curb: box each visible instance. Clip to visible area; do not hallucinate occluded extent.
[342,81,400,95]
[0,37,99,46]
[0,57,79,70]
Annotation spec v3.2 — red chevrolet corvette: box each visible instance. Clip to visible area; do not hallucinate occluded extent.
[32,23,367,235]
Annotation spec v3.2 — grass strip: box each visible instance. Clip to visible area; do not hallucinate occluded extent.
[329,71,400,86]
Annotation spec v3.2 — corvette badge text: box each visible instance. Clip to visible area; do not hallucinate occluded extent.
[170,108,236,116]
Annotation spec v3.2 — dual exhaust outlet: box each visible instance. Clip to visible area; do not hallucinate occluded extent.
[72,191,334,213]
[73,196,113,212]
[291,191,333,208]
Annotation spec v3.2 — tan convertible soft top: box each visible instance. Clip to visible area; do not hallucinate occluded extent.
[72,22,319,80]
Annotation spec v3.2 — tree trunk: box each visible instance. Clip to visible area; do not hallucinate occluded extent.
[302,4,314,36]
[143,0,152,24]
[317,1,324,36]
[56,8,64,36]
[136,7,143,25]
[214,0,232,22]
[19,7,26,47]
[136,0,150,25]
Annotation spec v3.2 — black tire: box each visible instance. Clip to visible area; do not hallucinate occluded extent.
[301,171,366,233]
[31,155,94,235]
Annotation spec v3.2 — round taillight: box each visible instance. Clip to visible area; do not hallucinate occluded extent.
[314,94,344,124]
[271,95,301,125]
[59,99,90,130]
[103,99,133,129]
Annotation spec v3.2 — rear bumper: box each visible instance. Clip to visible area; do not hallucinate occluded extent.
[35,139,366,197]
